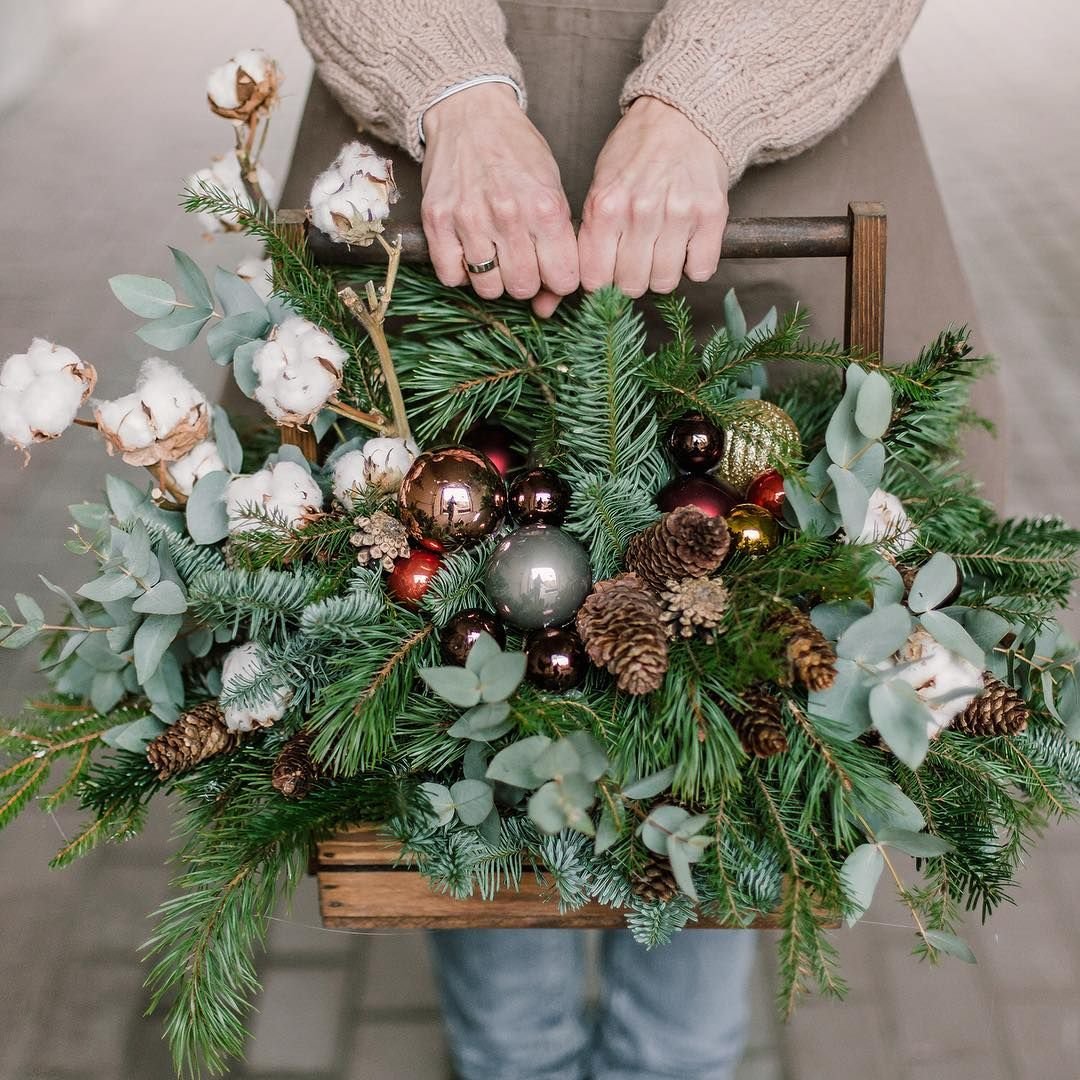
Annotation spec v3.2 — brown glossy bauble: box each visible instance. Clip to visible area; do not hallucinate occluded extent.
[656,475,735,519]
[726,503,781,557]
[464,421,525,478]
[398,447,507,551]
[667,412,725,473]
[525,626,588,692]
[441,608,507,667]
[509,467,571,526]
[746,469,787,518]
[387,548,443,609]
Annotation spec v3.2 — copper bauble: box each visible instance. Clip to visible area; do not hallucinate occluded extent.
[464,421,524,478]
[726,503,781,557]
[509,467,571,526]
[525,626,587,692]
[712,400,801,495]
[666,412,725,473]
[387,548,442,609]
[746,469,787,518]
[441,608,506,667]
[398,447,507,551]
[656,475,735,519]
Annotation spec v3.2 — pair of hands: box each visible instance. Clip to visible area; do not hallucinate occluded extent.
[421,84,730,316]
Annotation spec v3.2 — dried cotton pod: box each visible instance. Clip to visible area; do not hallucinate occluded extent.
[309,141,398,246]
[226,459,324,534]
[206,49,280,122]
[332,438,420,507]
[187,153,279,234]
[252,317,348,426]
[220,643,292,732]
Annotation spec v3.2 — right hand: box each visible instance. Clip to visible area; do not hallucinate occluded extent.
[421,83,579,317]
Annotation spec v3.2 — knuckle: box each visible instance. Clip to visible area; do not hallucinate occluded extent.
[489,194,520,226]
[585,188,627,222]
[629,193,660,220]
[453,203,487,233]
[532,190,566,225]
[421,201,452,232]
[665,194,695,221]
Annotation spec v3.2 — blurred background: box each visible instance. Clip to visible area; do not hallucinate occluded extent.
[1,1,1078,1077]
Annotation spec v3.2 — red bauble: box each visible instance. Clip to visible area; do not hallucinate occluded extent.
[465,421,525,478]
[387,548,443,609]
[746,469,787,518]
[656,475,735,519]
[666,412,725,473]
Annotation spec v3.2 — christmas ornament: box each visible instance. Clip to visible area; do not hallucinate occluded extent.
[398,446,506,550]
[626,506,730,593]
[712,400,800,494]
[772,609,837,691]
[726,503,780,557]
[485,524,592,629]
[271,731,319,799]
[387,547,442,609]
[656,475,734,519]
[350,510,411,571]
[146,702,239,781]
[309,141,398,246]
[632,854,679,903]
[731,689,788,758]
[508,467,571,525]
[576,573,669,695]
[464,420,524,478]
[666,412,725,473]
[441,608,506,667]
[953,673,1030,736]
[660,577,729,643]
[746,469,786,518]
[525,626,587,692]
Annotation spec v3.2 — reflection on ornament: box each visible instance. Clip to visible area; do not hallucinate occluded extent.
[726,503,780,557]
[509,467,571,525]
[441,608,506,667]
[666,412,725,473]
[712,400,801,494]
[746,469,787,518]
[485,524,592,630]
[656,475,734,519]
[525,626,587,692]
[398,446,506,551]
[387,547,442,609]
[464,420,524,478]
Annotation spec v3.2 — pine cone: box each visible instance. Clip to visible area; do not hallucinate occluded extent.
[271,731,319,799]
[772,610,837,692]
[953,673,1030,736]
[626,506,730,593]
[576,573,669,695]
[350,510,410,572]
[660,576,729,642]
[146,702,239,780]
[632,854,679,903]
[731,689,788,757]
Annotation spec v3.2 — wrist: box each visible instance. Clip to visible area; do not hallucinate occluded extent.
[422,82,521,142]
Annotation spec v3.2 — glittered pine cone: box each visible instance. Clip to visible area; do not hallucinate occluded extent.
[660,576,729,642]
[731,689,788,758]
[271,731,319,799]
[953,673,1030,737]
[771,609,837,692]
[632,854,679,903]
[146,701,239,780]
[625,506,730,594]
[576,573,669,695]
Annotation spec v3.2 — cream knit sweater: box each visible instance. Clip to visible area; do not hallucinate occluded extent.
[286,0,923,182]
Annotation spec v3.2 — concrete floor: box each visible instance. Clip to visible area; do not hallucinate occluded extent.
[1,1,1078,1078]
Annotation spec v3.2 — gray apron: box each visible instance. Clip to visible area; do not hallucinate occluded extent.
[281,0,1005,502]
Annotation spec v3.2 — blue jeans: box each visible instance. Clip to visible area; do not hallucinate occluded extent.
[428,928,756,1080]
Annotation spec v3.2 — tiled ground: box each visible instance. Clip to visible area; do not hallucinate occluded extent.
[1,1,1078,1078]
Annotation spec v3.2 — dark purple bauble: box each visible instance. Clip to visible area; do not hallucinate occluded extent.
[656,475,735,519]
[667,412,725,473]
[464,421,525,478]
[525,626,588,692]
[509,467,571,526]
[441,609,507,667]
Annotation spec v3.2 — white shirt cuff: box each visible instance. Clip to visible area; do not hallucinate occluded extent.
[418,75,526,145]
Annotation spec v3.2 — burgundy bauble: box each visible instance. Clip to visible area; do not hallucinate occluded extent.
[656,475,735,519]
[387,548,442,609]
[525,626,587,692]
[509,467,571,526]
[464,421,525,478]
[398,446,507,551]
[746,469,787,518]
[441,608,507,667]
[666,412,725,473]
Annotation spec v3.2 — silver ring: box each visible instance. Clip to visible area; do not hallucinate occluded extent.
[464,253,499,275]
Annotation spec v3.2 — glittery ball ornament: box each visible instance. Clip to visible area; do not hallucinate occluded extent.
[509,467,571,526]
[398,447,506,551]
[387,548,442,609]
[666,412,725,473]
[746,469,787,518]
[441,609,506,667]
[726,503,780,557]
[525,626,587,692]
[656,475,735,519]
[485,524,592,630]
[464,420,524,478]
[712,401,800,495]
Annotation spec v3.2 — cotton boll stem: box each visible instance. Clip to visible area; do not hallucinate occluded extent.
[325,397,387,433]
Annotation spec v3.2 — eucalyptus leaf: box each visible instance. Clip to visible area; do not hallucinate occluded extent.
[666,839,699,903]
[810,600,871,641]
[958,609,1011,651]
[477,651,528,702]
[840,843,884,925]
[594,805,620,854]
[836,604,911,663]
[132,580,187,615]
[462,741,491,781]
[14,593,44,629]
[486,736,551,788]
[211,406,243,474]
[420,665,482,707]
[848,439,886,493]
[854,370,892,439]
[924,930,977,964]
[465,631,503,674]
[825,374,871,468]
[77,633,130,672]
[919,609,985,669]
[447,702,513,740]
[136,305,214,351]
[869,680,931,770]
[723,288,747,341]
[807,658,875,740]
[90,670,127,714]
[849,777,925,834]
[170,246,214,310]
[868,559,905,607]
[213,266,265,316]
[622,765,676,800]
[124,521,155,580]
[1,625,40,649]
[783,478,838,535]
[639,804,692,855]
[68,502,110,532]
[908,553,960,614]
[421,782,455,827]
[875,828,954,857]
[100,715,167,754]
[528,781,568,834]
[828,464,871,540]
[232,339,262,398]
[451,779,495,826]
[477,806,502,845]
[106,474,149,522]
[312,409,337,442]
[207,311,271,366]
[185,470,230,545]
[108,274,177,318]
[78,572,140,603]
[133,613,182,682]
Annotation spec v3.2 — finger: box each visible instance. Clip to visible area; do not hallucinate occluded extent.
[612,225,656,299]
[492,225,542,301]
[530,194,579,298]
[684,211,726,283]
[577,190,623,292]
[421,202,468,287]
[649,224,693,294]
[460,237,505,300]
[531,288,563,319]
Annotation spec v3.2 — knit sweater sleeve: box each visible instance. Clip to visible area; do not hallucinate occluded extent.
[620,0,924,184]
[285,0,525,162]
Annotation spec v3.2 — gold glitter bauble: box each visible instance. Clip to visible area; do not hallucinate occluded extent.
[712,400,801,495]
[726,503,780,557]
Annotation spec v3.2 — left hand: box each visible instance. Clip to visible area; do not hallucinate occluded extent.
[577,96,730,297]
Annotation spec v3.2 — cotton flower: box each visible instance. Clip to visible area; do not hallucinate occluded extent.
[206,49,280,122]
[332,437,420,507]
[235,256,274,302]
[187,152,279,234]
[309,141,398,245]
[167,439,226,497]
[848,488,917,553]
[226,459,323,533]
[252,317,348,425]
[0,339,97,451]
[220,642,292,732]
[94,358,209,467]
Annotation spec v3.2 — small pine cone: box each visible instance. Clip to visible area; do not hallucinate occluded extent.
[146,702,239,780]
[350,510,410,572]
[953,673,1030,737]
[632,854,679,903]
[660,576,729,642]
[626,507,730,594]
[731,689,789,757]
[576,573,669,695]
[271,731,319,799]
[772,610,837,692]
